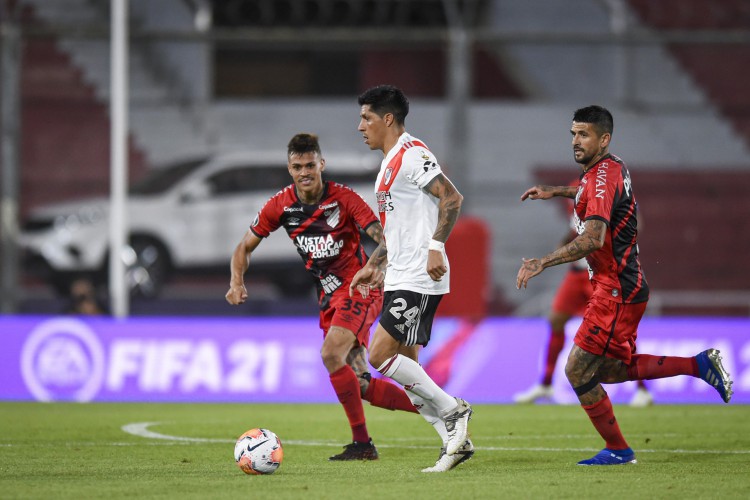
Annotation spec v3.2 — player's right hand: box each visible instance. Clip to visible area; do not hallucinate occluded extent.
[225,284,248,305]
[426,249,447,281]
[516,257,543,289]
[349,266,383,298]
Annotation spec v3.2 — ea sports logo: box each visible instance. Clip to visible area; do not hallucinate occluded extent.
[21,318,105,402]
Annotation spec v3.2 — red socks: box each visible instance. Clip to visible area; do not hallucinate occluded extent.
[542,331,566,386]
[627,354,699,381]
[363,377,419,414]
[329,365,369,443]
[582,395,629,450]
[330,366,420,443]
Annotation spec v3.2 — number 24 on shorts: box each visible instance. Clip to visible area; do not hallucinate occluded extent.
[389,298,420,328]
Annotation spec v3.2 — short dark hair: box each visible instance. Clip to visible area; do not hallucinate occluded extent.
[357,85,409,125]
[573,105,614,136]
[287,133,321,158]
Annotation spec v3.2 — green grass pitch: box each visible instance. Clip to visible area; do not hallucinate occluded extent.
[1,402,748,499]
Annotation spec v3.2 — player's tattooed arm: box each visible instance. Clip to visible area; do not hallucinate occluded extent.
[541,219,606,268]
[520,184,577,201]
[424,173,463,243]
[364,222,387,270]
[423,173,463,281]
[517,219,606,289]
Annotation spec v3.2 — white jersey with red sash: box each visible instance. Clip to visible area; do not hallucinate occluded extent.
[375,132,449,295]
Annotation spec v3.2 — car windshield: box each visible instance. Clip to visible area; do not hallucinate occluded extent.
[129,158,208,195]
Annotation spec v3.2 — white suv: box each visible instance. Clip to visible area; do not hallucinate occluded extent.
[20,151,379,297]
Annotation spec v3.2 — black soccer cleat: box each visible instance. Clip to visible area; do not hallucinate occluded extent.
[328,438,379,461]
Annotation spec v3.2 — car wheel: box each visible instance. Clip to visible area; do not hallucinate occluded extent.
[123,236,171,298]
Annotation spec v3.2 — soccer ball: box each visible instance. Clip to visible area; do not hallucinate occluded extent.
[234,428,284,475]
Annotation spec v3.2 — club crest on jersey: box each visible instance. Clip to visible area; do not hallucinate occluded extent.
[325,207,341,228]
[384,167,394,185]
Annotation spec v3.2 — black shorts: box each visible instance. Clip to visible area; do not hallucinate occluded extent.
[379,290,443,347]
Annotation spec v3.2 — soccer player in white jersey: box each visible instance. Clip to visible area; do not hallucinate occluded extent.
[349,84,474,473]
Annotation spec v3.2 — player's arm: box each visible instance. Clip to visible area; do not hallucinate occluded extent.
[364,221,386,267]
[349,222,388,298]
[521,184,577,201]
[226,230,263,305]
[558,229,578,248]
[423,173,463,281]
[516,219,606,289]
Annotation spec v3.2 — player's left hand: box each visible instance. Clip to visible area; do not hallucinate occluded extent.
[426,249,447,281]
[516,258,544,289]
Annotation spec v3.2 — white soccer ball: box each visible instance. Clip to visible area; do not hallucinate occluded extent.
[234,428,284,475]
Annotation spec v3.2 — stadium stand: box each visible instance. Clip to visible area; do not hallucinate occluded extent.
[16,3,148,220]
[628,0,750,148]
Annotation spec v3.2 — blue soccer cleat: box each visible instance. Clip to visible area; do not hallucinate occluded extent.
[577,448,637,466]
[696,348,733,403]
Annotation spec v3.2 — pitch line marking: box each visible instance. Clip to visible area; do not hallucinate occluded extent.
[121,422,227,443]
[121,422,750,455]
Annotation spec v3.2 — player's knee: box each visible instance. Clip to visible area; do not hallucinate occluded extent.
[564,359,585,386]
[320,346,345,372]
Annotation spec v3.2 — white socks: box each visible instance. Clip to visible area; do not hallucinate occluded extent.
[377,354,458,417]
[408,392,449,444]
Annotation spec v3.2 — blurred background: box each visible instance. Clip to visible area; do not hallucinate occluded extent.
[2,0,750,318]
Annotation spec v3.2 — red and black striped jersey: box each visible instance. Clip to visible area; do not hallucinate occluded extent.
[574,154,649,304]
[250,181,379,296]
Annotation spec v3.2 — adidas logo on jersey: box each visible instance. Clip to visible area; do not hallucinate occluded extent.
[395,323,405,334]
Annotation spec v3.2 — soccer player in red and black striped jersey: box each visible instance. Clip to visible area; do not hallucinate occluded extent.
[514,180,652,407]
[226,133,419,461]
[517,105,733,466]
